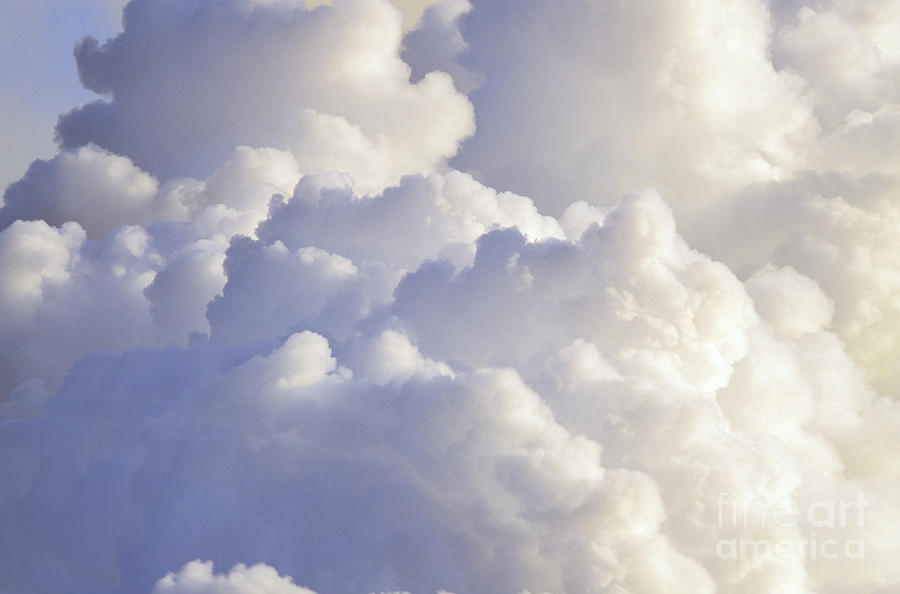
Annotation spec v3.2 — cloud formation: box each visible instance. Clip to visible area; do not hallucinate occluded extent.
[56,0,473,194]
[1,0,899,593]
[448,0,816,213]
[153,560,317,594]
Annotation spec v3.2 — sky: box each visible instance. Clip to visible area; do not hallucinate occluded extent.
[0,0,129,190]
[0,1,899,593]
[0,0,433,192]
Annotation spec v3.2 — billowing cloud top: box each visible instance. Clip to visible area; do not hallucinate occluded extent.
[1,0,899,593]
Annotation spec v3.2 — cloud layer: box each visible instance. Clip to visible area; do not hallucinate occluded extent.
[1,0,899,593]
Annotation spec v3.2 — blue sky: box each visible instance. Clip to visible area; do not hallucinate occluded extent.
[0,0,125,190]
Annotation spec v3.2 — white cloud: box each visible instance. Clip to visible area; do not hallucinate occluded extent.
[56,0,474,194]
[257,169,564,272]
[1,145,167,237]
[773,0,900,129]
[1,0,899,593]
[447,0,816,213]
[746,264,834,338]
[153,560,317,594]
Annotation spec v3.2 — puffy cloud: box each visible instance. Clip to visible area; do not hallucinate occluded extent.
[0,205,206,397]
[0,154,564,398]
[153,560,317,594]
[206,238,370,344]
[745,264,834,338]
[228,330,340,391]
[1,320,725,593]
[446,0,815,213]
[4,185,898,592]
[56,0,474,194]
[393,192,756,393]
[257,170,564,272]
[307,0,439,30]
[772,0,900,129]
[402,0,478,94]
[0,219,82,325]
[0,143,299,242]
[349,328,453,384]
[0,145,166,237]
[2,0,900,593]
[693,174,900,395]
[0,219,161,396]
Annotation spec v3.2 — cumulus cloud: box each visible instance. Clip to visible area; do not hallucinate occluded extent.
[0,219,161,396]
[3,190,897,593]
[745,264,834,338]
[153,560,317,594]
[0,144,165,237]
[692,173,900,395]
[256,169,564,272]
[772,0,900,129]
[55,0,474,194]
[447,0,816,213]
[1,0,899,593]
[402,0,478,93]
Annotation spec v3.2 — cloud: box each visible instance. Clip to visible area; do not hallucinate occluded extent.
[772,0,900,129]
[0,322,711,593]
[256,169,564,272]
[393,192,755,393]
[1,0,900,593]
[691,171,900,396]
[0,0,127,192]
[3,189,898,593]
[1,145,166,237]
[0,149,565,398]
[402,0,478,94]
[745,264,834,338]
[55,0,474,195]
[445,0,816,214]
[153,560,317,594]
